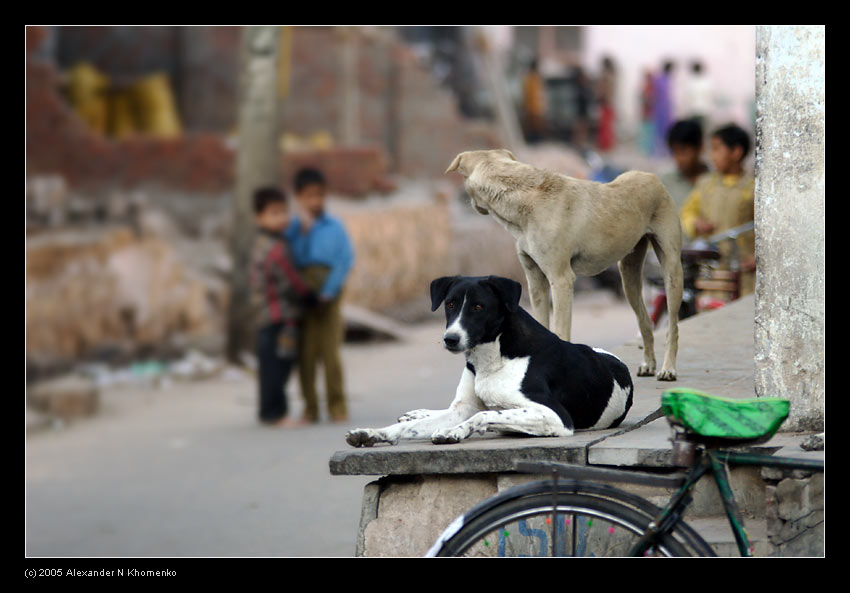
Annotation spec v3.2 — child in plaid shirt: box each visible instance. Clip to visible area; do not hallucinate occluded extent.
[251,187,316,426]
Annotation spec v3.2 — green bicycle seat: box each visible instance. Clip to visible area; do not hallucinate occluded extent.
[661,388,790,444]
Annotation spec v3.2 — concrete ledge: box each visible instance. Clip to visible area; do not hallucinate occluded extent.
[586,417,788,468]
[329,429,616,476]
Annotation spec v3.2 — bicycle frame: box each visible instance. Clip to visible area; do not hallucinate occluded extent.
[518,446,823,557]
[632,448,824,557]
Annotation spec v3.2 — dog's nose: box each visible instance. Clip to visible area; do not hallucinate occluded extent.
[443,333,461,349]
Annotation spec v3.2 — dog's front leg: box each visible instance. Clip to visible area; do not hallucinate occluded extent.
[432,404,574,444]
[346,366,483,447]
[397,409,441,422]
[518,251,551,329]
[346,407,473,447]
[549,269,577,341]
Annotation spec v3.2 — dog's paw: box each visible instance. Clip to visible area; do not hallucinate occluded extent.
[431,427,466,445]
[637,362,656,377]
[398,409,432,423]
[346,429,379,448]
[656,368,677,381]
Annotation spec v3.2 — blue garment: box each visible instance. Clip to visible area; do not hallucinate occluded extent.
[285,213,355,300]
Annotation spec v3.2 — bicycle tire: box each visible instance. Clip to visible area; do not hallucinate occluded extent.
[430,480,714,557]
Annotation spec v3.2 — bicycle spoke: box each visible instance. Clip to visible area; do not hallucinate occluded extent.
[450,507,672,557]
[433,483,703,557]
[571,512,576,556]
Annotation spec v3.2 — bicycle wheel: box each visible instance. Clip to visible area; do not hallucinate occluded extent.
[430,481,711,557]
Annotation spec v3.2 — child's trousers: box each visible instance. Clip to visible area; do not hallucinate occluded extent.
[256,321,296,422]
[297,266,347,422]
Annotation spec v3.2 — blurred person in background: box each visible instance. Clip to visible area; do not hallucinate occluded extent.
[652,61,676,157]
[522,57,547,144]
[683,60,714,133]
[595,56,617,151]
[638,70,656,155]
[285,168,355,424]
[251,187,317,427]
[680,123,755,295]
[659,119,709,210]
[572,65,594,152]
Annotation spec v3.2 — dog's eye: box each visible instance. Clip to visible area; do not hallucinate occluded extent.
[446,302,455,310]
[472,304,484,312]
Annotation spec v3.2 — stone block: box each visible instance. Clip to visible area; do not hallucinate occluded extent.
[765,473,824,556]
[361,475,498,557]
[27,374,99,420]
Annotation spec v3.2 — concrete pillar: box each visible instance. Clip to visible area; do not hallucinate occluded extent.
[339,27,360,146]
[227,26,281,361]
[753,26,824,431]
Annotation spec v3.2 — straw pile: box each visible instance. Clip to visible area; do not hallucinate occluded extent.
[339,198,452,310]
[26,228,224,369]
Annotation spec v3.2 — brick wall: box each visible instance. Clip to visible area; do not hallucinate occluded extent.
[26,28,236,195]
[26,26,496,196]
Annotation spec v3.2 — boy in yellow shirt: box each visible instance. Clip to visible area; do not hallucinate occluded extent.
[680,124,755,296]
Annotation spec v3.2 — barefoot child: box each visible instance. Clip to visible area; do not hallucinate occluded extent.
[251,187,316,426]
[285,168,355,424]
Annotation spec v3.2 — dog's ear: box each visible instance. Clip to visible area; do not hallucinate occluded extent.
[486,276,522,313]
[500,148,518,161]
[430,276,460,311]
[445,153,463,175]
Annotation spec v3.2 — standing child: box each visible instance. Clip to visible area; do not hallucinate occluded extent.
[659,119,709,211]
[251,187,315,427]
[680,123,756,296]
[286,168,355,424]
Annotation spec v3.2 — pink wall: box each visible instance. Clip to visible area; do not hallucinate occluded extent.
[581,25,756,137]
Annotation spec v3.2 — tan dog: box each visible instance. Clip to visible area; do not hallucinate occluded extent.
[445,149,683,380]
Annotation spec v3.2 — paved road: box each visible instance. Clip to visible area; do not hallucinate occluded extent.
[25,290,638,557]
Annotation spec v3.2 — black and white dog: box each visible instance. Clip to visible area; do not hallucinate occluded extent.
[345,275,633,447]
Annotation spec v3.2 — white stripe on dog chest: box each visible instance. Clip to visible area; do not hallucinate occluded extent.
[467,338,531,408]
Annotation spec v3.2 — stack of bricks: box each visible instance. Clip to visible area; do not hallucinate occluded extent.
[26,27,236,195]
[282,27,497,180]
[763,468,825,556]
[26,26,495,198]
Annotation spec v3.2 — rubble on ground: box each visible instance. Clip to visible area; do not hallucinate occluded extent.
[27,373,100,420]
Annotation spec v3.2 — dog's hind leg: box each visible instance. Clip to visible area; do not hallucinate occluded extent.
[549,266,577,341]
[618,236,656,377]
[649,234,682,381]
[518,250,551,330]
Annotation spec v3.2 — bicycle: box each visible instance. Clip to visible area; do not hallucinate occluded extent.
[426,388,824,557]
[648,221,755,329]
